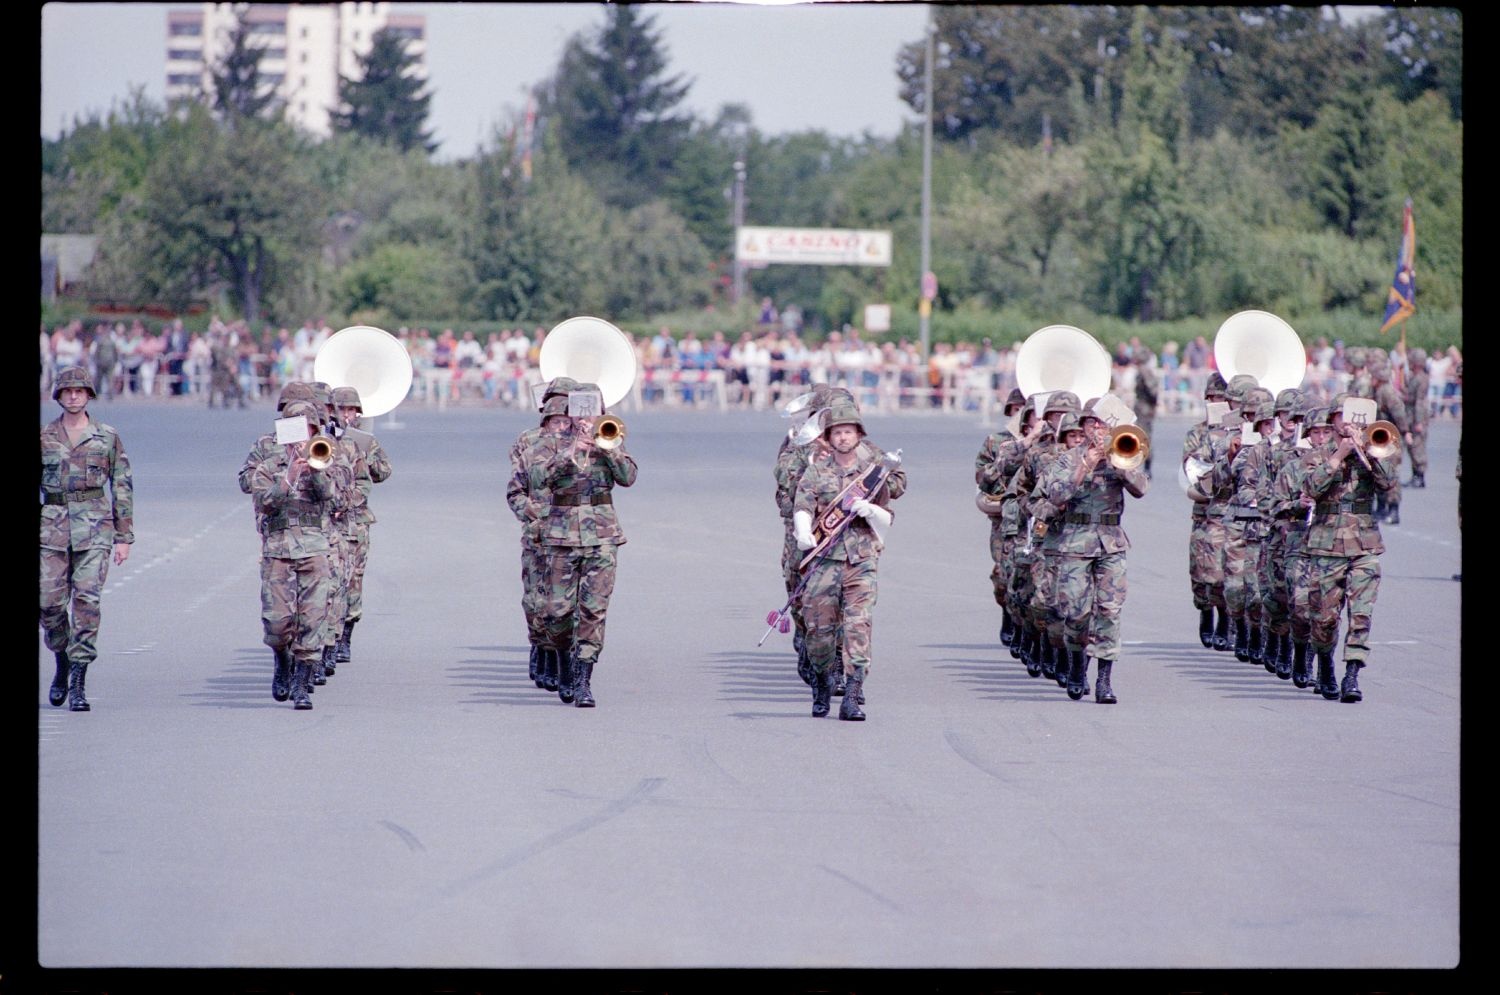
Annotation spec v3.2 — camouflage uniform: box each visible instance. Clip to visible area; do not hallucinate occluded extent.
[208,334,241,408]
[530,391,638,706]
[242,400,351,708]
[974,388,1028,645]
[1369,356,1411,523]
[40,368,134,711]
[1301,409,1401,702]
[1257,390,1307,677]
[1402,349,1429,485]
[1132,351,1159,476]
[793,413,905,720]
[1186,374,1256,651]
[1182,372,1229,644]
[332,407,391,663]
[1035,412,1148,702]
[1205,389,1277,663]
[1347,348,1373,399]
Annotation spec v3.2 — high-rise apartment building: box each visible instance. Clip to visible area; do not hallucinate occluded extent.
[166,3,427,137]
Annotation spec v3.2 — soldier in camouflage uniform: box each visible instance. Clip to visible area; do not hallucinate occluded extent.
[330,386,392,668]
[1367,352,1411,525]
[1007,390,1079,682]
[40,366,134,711]
[1034,407,1148,703]
[208,329,243,409]
[241,399,351,709]
[1131,348,1159,477]
[973,387,1029,652]
[1402,348,1430,488]
[1274,406,1332,688]
[1259,388,1307,679]
[529,382,638,707]
[793,401,905,720]
[1186,374,1258,652]
[1182,372,1230,648]
[774,382,841,685]
[1210,387,1277,664]
[1301,401,1402,702]
[307,382,352,686]
[1346,347,1372,399]
[507,377,579,691]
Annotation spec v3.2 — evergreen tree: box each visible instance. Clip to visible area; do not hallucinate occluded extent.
[330,28,437,155]
[209,11,279,126]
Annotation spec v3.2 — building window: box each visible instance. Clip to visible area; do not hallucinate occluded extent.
[168,22,202,37]
[168,48,200,61]
[167,73,200,86]
[264,48,286,60]
[300,52,308,64]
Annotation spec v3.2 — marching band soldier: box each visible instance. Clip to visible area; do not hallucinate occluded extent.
[1368,352,1411,525]
[1187,374,1259,653]
[41,366,134,711]
[1183,372,1229,648]
[330,386,392,667]
[1008,390,1079,682]
[1402,348,1430,488]
[1219,387,1277,665]
[309,381,353,686]
[974,387,1029,652]
[774,382,839,686]
[793,401,905,719]
[1131,349,1159,478]
[507,376,579,691]
[1034,407,1149,703]
[1273,405,1329,688]
[1301,401,1401,702]
[1260,389,1306,678]
[242,399,352,709]
[528,382,637,707]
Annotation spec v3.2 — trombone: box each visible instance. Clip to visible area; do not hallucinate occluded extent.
[1365,420,1401,460]
[1107,424,1150,471]
[307,433,335,471]
[594,414,626,450]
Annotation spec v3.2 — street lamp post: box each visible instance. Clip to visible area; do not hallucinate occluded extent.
[919,10,934,364]
[732,159,747,307]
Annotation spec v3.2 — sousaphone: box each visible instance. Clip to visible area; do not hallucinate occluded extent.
[1213,310,1306,395]
[314,325,414,418]
[538,316,639,447]
[1014,324,1113,411]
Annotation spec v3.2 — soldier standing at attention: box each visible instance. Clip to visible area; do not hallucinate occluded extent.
[793,401,905,720]
[330,386,392,668]
[41,366,134,711]
[530,382,637,707]
[1131,348,1159,478]
[1402,348,1430,488]
[1302,402,1401,703]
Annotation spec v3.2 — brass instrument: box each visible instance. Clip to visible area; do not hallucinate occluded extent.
[313,324,414,418]
[1107,424,1150,471]
[975,489,1007,516]
[307,434,335,470]
[1365,420,1401,460]
[1014,324,1113,405]
[594,414,627,450]
[1213,310,1307,394]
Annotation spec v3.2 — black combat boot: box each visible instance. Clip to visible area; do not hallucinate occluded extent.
[832,646,847,697]
[1053,643,1070,688]
[336,619,355,664]
[1339,661,1364,703]
[292,661,313,710]
[1094,660,1117,704]
[812,667,834,717]
[839,666,866,720]
[528,644,540,684]
[1407,472,1425,488]
[1022,627,1042,677]
[1008,615,1024,660]
[67,661,90,712]
[272,647,292,702]
[1000,607,1015,648]
[1198,608,1215,649]
[1066,649,1089,701]
[1212,608,1231,651]
[1247,623,1266,668]
[1040,639,1057,681]
[1385,503,1400,526]
[49,650,69,707]
[795,631,814,685]
[574,655,595,708]
[1233,617,1252,662]
[1274,633,1293,681]
[313,646,330,684]
[1316,650,1339,700]
[541,648,559,692]
[1291,641,1312,688]
[557,650,576,704]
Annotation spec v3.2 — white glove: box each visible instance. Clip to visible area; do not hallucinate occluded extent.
[793,510,816,551]
[850,499,893,529]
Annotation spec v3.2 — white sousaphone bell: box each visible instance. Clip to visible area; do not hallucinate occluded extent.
[1014,323,1114,412]
[538,316,639,449]
[313,324,415,419]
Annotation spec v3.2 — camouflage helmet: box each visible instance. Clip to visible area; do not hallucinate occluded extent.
[1056,412,1085,437]
[277,381,315,410]
[51,365,96,400]
[1225,374,1260,405]
[1304,406,1335,428]
[1042,390,1081,417]
[1205,371,1229,398]
[330,386,362,411]
[1346,346,1365,367]
[825,386,858,411]
[281,400,320,424]
[1328,392,1351,414]
[309,381,334,408]
[822,400,865,437]
[1247,395,1277,426]
[1003,387,1026,412]
[542,376,581,405]
[539,394,570,424]
[1241,386,1274,417]
[1274,388,1305,416]
[1407,347,1428,366]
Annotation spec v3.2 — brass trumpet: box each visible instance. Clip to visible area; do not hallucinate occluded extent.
[594,414,626,450]
[307,434,335,471]
[1365,420,1401,460]
[1108,424,1150,471]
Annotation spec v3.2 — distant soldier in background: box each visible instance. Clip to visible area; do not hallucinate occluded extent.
[1402,348,1430,488]
[1368,352,1410,525]
[1346,347,1373,399]
[1131,348,1158,478]
[40,367,134,711]
[208,327,243,409]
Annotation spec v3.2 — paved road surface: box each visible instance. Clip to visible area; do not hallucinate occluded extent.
[33,400,1462,970]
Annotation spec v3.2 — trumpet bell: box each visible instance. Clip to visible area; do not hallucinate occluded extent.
[1015,324,1113,404]
[539,316,639,408]
[314,325,414,418]
[307,434,335,471]
[595,414,627,450]
[1213,310,1306,395]
[975,489,1007,517]
[1366,420,1401,459]
[1108,424,1150,471]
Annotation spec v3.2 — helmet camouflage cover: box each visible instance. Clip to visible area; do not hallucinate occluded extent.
[52,365,96,400]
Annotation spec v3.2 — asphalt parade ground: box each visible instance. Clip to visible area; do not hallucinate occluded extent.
[31,398,1462,972]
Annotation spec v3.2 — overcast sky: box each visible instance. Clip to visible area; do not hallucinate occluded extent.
[40,2,933,159]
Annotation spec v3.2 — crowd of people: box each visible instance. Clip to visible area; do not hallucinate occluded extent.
[41,314,1464,422]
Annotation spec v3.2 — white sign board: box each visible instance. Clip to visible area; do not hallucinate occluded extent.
[736,226,892,267]
[864,304,892,333]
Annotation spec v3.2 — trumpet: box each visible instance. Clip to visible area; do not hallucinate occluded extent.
[1365,420,1401,460]
[1108,424,1150,471]
[594,414,626,450]
[307,434,335,471]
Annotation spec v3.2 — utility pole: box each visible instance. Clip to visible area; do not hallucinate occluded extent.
[732,159,747,307]
[919,9,935,363]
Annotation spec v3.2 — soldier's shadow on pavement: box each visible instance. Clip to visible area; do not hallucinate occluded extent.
[1154,643,1332,702]
[455,645,557,706]
[192,647,294,708]
[708,650,831,719]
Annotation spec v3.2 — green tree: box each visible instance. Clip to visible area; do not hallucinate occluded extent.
[330,27,436,155]
[42,87,168,232]
[539,4,691,206]
[603,200,713,318]
[338,242,473,322]
[1295,66,1388,239]
[1379,6,1462,119]
[209,11,279,125]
